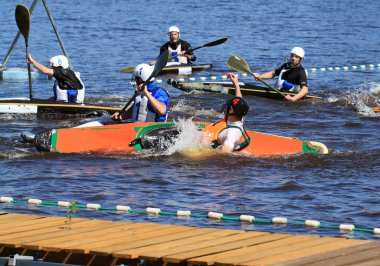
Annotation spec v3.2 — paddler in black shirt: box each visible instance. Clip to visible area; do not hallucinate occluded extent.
[151,26,196,65]
[27,54,85,103]
[253,47,309,101]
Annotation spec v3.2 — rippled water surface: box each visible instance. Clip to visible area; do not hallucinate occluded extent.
[0,0,379,240]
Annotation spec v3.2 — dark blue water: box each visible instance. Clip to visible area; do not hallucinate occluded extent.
[0,0,379,241]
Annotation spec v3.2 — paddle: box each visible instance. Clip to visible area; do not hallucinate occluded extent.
[120,36,228,73]
[15,4,33,99]
[116,49,169,119]
[227,55,285,98]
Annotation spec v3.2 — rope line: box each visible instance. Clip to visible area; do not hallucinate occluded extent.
[1,196,378,235]
[153,63,380,84]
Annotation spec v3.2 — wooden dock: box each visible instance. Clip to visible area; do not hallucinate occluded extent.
[0,212,379,265]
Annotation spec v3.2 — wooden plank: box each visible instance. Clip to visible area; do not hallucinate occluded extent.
[195,235,322,266]
[0,213,42,223]
[0,216,70,236]
[234,237,344,265]
[40,222,162,253]
[274,241,380,266]
[305,243,380,266]
[0,219,111,248]
[139,231,266,262]
[88,225,203,256]
[21,220,138,251]
[112,228,239,259]
[349,256,380,266]
[243,238,371,266]
[137,230,254,262]
[174,233,292,265]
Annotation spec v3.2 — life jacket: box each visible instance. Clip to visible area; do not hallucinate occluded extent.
[132,85,169,122]
[204,120,251,152]
[53,68,85,103]
[168,43,188,64]
[275,68,301,92]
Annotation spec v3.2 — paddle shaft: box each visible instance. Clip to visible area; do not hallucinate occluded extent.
[168,36,228,60]
[15,4,33,99]
[254,74,285,97]
[120,37,228,73]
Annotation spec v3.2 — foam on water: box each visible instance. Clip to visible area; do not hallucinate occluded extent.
[347,82,380,117]
[164,118,211,157]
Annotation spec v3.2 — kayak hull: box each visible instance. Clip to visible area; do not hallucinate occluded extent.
[168,80,322,100]
[34,122,328,156]
[0,98,120,117]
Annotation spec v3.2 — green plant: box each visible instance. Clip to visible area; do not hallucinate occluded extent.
[65,200,79,229]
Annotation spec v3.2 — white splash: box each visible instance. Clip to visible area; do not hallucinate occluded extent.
[347,82,380,117]
[163,118,212,156]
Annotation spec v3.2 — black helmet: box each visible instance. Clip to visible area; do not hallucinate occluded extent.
[226,97,249,117]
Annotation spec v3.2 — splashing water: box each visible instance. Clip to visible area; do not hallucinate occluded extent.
[346,82,380,117]
[164,118,214,158]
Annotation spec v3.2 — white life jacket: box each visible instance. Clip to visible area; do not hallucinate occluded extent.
[132,94,158,122]
[275,68,301,92]
[168,44,188,64]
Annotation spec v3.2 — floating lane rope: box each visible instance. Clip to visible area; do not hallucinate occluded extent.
[1,196,378,235]
[306,63,380,73]
[152,63,380,84]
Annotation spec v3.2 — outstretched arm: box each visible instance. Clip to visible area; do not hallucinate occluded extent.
[27,54,53,76]
[253,70,276,80]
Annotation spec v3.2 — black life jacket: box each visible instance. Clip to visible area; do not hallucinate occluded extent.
[54,68,83,90]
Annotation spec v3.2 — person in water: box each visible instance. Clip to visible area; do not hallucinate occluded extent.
[27,54,85,103]
[206,73,250,152]
[151,26,196,65]
[253,47,308,101]
[112,63,170,122]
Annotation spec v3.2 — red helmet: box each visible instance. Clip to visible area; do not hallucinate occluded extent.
[226,97,249,117]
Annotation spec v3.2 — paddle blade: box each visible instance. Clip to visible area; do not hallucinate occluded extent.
[151,49,169,77]
[199,36,228,49]
[15,4,30,42]
[227,55,253,75]
[120,66,135,74]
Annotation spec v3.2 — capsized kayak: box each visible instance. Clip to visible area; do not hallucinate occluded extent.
[0,98,120,117]
[33,121,328,156]
[167,79,322,100]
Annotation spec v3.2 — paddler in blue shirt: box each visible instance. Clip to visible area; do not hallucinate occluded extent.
[112,63,170,122]
[151,26,196,65]
[205,73,251,152]
[253,47,309,101]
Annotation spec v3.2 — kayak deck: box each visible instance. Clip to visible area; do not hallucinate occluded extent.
[167,79,322,100]
[0,98,120,117]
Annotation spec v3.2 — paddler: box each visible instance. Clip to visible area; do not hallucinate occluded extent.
[253,47,309,101]
[151,26,196,65]
[26,54,85,103]
[111,63,170,122]
[206,73,251,152]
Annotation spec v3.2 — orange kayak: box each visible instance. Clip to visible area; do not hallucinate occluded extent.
[34,121,328,156]
[374,107,380,113]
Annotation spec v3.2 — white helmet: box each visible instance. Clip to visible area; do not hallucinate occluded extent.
[291,47,305,58]
[168,26,180,34]
[133,63,154,82]
[49,55,69,69]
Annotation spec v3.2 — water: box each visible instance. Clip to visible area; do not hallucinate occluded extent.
[0,0,379,241]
